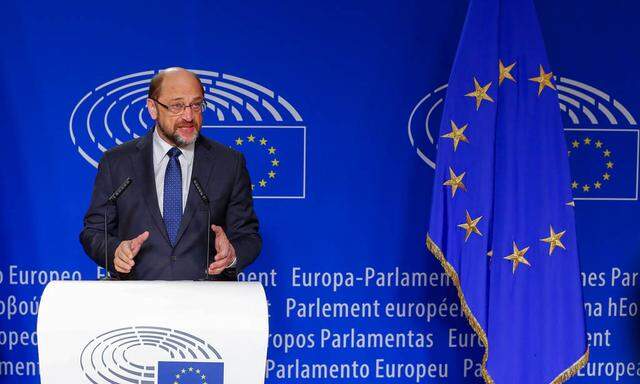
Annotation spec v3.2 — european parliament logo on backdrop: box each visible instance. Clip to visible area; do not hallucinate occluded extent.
[69,69,307,199]
[80,326,223,383]
[409,78,639,200]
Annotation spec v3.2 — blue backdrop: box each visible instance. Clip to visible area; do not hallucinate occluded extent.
[0,0,638,382]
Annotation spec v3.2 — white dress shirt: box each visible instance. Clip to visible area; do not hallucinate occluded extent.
[152,129,195,215]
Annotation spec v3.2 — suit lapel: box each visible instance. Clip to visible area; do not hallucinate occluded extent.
[132,131,171,246]
[173,136,216,246]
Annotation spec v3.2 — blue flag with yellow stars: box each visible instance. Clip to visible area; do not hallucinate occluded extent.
[157,361,223,384]
[426,0,589,382]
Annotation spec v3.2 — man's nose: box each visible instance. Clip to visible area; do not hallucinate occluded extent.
[181,106,194,121]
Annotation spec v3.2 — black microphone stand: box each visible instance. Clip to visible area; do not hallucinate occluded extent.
[101,178,133,281]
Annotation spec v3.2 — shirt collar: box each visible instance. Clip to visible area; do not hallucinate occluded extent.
[153,127,195,166]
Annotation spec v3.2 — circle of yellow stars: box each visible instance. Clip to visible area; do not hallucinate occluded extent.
[440,60,570,274]
[567,136,613,193]
[173,366,208,384]
[234,134,280,190]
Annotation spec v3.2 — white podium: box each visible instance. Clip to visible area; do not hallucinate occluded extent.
[37,281,269,383]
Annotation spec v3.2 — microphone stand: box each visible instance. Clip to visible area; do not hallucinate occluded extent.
[101,178,133,281]
[193,178,212,281]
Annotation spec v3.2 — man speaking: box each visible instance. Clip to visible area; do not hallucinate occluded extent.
[80,67,261,280]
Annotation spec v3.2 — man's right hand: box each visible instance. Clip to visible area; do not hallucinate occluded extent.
[114,231,149,273]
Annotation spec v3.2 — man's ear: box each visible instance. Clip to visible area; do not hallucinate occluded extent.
[146,98,158,120]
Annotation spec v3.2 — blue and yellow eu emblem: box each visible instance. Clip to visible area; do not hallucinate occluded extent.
[203,126,305,199]
[427,0,589,382]
[566,129,637,200]
[157,361,223,384]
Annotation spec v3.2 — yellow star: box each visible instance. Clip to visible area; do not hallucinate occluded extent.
[571,181,579,189]
[268,146,277,154]
[595,140,603,148]
[259,179,267,187]
[571,140,580,148]
[566,201,576,207]
[487,250,493,258]
[499,60,517,85]
[582,185,590,192]
[441,120,469,151]
[606,161,614,169]
[465,77,494,110]
[443,167,467,198]
[603,172,611,181]
[457,210,483,242]
[540,226,566,255]
[268,170,276,179]
[271,159,280,167]
[603,149,611,157]
[504,242,531,273]
[529,65,556,96]
[259,137,267,145]
[584,137,591,145]
[247,134,256,142]
[594,181,602,189]
[235,137,243,145]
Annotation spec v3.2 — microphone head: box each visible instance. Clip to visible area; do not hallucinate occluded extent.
[192,178,210,204]
[108,177,133,202]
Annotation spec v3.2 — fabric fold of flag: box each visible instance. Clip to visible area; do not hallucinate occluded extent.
[426,0,589,382]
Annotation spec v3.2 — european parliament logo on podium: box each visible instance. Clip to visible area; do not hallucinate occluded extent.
[78,326,226,383]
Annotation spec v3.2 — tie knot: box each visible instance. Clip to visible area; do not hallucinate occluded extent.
[167,147,182,158]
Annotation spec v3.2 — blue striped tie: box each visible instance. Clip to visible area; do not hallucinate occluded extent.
[163,147,182,246]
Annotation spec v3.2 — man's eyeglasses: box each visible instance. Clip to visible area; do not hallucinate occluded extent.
[151,98,207,115]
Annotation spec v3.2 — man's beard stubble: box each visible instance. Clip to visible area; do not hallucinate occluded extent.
[157,121,199,147]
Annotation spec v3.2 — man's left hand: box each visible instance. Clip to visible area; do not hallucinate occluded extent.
[208,225,236,275]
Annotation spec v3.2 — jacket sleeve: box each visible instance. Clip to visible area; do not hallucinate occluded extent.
[226,152,262,271]
[79,153,123,276]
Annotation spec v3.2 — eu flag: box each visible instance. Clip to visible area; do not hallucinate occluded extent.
[565,129,638,200]
[157,361,223,384]
[426,0,589,382]
[203,126,306,198]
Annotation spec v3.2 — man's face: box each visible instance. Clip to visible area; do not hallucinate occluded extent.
[147,71,204,147]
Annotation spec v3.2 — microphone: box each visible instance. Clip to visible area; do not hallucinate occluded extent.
[108,177,133,202]
[192,177,209,204]
[192,178,211,280]
[102,178,133,280]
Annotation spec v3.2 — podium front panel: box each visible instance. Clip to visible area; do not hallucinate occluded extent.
[37,281,268,384]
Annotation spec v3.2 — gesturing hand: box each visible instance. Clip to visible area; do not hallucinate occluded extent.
[114,231,149,273]
[208,225,236,275]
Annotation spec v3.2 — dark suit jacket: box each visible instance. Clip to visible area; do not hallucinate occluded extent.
[79,130,261,280]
